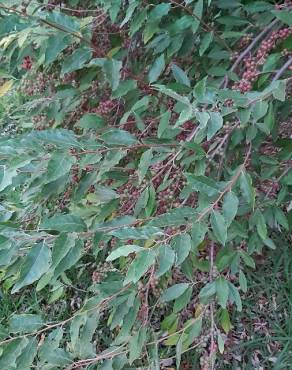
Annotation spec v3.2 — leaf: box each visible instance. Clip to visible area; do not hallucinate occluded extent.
[173,286,193,313]
[44,33,70,65]
[186,175,219,197]
[155,244,175,278]
[161,283,190,302]
[210,211,227,246]
[171,63,190,86]
[255,209,267,240]
[0,80,13,97]
[216,277,229,308]
[12,242,51,293]
[237,252,253,270]
[191,222,208,249]
[217,333,225,354]
[9,314,44,333]
[112,79,137,98]
[176,335,183,370]
[223,192,239,226]
[252,100,269,121]
[124,249,156,285]
[274,208,289,230]
[194,77,207,100]
[106,245,144,262]
[271,10,292,26]
[158,110,171,138]
[172,233,192,266]
[77,113,105,130]
[40,214,87,232]
[207,112,223,140]
[220,309,232,334]
[120,1,139,28]
[199,32,213,56]
[239,270,247,292]
[129,327,147,364]
[61,47,92,75]
[103,58,123,91]
[100,129,137,146]
[199,281,216,303]
[148,3,171,21]
[149,54,165,83]
[138,149,153,184]
[228,282,242,311]
[240,171,255,209]
[46,152,75,183]
[192,0,204,33]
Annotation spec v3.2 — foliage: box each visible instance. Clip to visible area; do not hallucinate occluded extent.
[0,0,291,369]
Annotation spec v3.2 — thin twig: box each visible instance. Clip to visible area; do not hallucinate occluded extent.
[221,18,279,88]
[272,56,292,82]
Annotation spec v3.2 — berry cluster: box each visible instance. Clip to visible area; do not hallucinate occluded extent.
[21,56,32,70]
[92,262,114,283]
[21,72,56,96]
[233,27,292,92]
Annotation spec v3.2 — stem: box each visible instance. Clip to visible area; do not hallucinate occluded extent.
[221,18,279,88]
[272,56,292,82]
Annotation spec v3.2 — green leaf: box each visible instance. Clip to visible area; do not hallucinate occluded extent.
[217,333,225,354]
[129,327,147,364]
[77,113,105,130]
[12,242,51,293]
[124,249,156,285]
[193,76,207,100]
[210,211,227,246]
[223,192,239,226]
[112,79,137,98]
[100,129,137,146]
[149,3,171,22]
[44,33,71,65]
[103,58,123,91]
[199,281,216,303]
[207,112,223,140]
[158,110,171,138]
[9,314,44,333]
[171,63,190,86]
[138,149,153,184]
[192,0,204,33]
[191,222,208,249]
[172,233,192,266]
[239,251,255,268]
[199,32,213,56]
[161,283,190,302]
[255,209,267,240]
[40,214,86,232]
[173,286,193,313]
[46,152,75,183]
[149,54,165,83]
[252,100,269,121]
[271,10,292,26]
[216,277,229,308]
[176,334,183,370]
[155,244,175,278]
[228,282,242,311]
[274,208,289,230]
[106,245,144,262]
[61,47,92,75]
[220,309,232,334]
[240,171,255,209]
[187,175,219,197]
[239,270,247,292]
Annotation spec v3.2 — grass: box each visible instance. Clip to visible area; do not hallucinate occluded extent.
[222,235,292,369]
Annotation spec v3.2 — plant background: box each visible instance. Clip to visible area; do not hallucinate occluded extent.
[0,0,291,369]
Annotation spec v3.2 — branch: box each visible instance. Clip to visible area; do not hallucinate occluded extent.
[169,0,232,52]
[196,144,251,223]
[221,18,279,88]
[272,56,292,82]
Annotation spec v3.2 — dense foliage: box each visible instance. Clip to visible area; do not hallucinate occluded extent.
[0,0,291,369]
